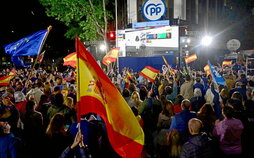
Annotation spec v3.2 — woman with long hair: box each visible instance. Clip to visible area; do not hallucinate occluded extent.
[197,103,217,137]
[45,113,72,158]
[130,91,143,110]
[23,100,43,158]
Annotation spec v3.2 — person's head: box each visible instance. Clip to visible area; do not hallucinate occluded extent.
[0,121,11,136]
[220,88,228,98]
[163,100,174,116]
[54,93,64,106]
[64,96,74,109]
[131,91,141,102]
[128,83,136,93]
[161,78,169,87]
[185,74,191,81]
[53,86,61,94]
[165,86,173,95]
[188,118,203,135]
[226,98,243,112]
[56,77,63,85]
[231,91,243,103]
[240,73,246,79]
[196,77,201,83]
[169,129,182,157]
[175,94,184,105]
[1,93,13,106]
[46,113,65,137]
[235,81,242,87]
[181,99,191,110]
[26,100,36,114]
[36,82,43,88]
[193,88,202,97]
[122,88,130,98]
[222,106,234,119]
[198,103,215,116]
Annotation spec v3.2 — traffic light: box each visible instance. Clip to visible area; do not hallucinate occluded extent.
[107,31,116,41]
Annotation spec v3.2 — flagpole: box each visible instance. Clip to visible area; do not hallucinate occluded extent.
[31,26,52,70]
[76,36,81,122]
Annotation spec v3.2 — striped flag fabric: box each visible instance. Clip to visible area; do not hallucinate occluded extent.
[139,66,160,82]
[63,52,77,68]
[38,51,45,63]
[102,47,120,66]
[76,37,144,158]
[204,64,210,74]
[0,75,13,86]
[222,60,232,66]
[9,68,16,76]
[185,54,198,64]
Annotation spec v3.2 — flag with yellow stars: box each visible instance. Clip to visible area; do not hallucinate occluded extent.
[4,29,48,57]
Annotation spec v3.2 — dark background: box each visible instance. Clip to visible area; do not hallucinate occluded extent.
[0,0,74,62]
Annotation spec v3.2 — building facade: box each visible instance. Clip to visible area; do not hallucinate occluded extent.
[116,0,225,58]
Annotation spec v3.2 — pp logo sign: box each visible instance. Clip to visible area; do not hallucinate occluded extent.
[142,0,166,21]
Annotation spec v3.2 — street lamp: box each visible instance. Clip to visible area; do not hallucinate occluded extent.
[201,35,213,46]
[99,44,107,51]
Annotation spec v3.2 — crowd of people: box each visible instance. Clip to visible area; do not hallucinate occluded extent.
[0,62,254,158]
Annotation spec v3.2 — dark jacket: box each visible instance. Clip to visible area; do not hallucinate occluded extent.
[0,133,21,158]
[59,146,89,158]
[180,133,214,158]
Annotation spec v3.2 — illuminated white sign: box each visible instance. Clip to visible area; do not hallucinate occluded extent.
[125,26,179,48]
[142,0,166,21]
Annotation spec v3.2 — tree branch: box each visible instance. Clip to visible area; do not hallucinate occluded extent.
[87,0,105,35]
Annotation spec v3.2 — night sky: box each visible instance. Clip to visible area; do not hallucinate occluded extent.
[0,0,73,61]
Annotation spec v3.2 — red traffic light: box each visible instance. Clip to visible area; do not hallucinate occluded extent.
[107,31,116,40]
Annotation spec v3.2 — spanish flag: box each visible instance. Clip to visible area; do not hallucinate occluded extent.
[204,64,210,74]
[185,54,197,64]
[76,37,144,158]
[139,66,160,82]
[63,52,77,68]
[9,68,16,76]
[0,75,13,86]
[222,60,232,66]
[102,47,120,66]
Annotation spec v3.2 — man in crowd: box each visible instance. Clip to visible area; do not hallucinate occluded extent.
[169,99,197,143]
[0,121,22,158]
[180,118,215,158]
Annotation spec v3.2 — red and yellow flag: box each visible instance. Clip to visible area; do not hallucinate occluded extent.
[9,68,16,76]
[204,64,211,74]
[63,52,77,68]
[38,51,45,63]
[222,60,232,66]
[139,66,160,82]
[0,75,13,86]
[185,54,198,64]
[102,47,120,66]
[76,37,144,158]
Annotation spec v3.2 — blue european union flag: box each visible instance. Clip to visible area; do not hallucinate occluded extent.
[11,56,29,68]
[208,61,226,86]
[4,29,48,57]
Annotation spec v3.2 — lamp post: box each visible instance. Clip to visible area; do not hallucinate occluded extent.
[201,35,213,46]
